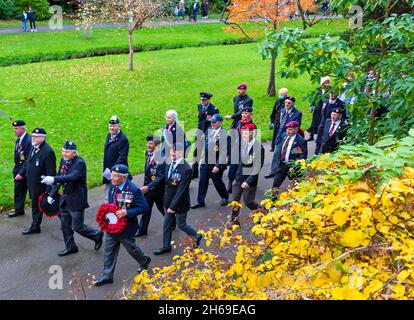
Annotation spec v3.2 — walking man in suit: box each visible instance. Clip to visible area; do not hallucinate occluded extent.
[272,121,308,189]
[41,140,104,256]
[136,135,166,237]
[269,88,288,152]
[154,143,202,255]
[321,108,348,154]
[191,114,228,209]
[229,123,265,227]
[10,120,31,218]
[103,115,130,200]
[95,164,151,286]
[22,128,56,235]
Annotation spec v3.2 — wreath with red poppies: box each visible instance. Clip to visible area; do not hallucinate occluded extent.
[96,202,127,234]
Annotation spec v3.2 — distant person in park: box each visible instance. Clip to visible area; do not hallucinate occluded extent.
[103,115,130,201]
[201,0,209,19]
[307,76,331,142]
[186,1,193,21]
[228,123,264,227]
[269,88,288,152]
[41,140,104,257]
[22,128,56,235]
[320,108,348,154]
[153,143,202,255]
[271,121,308,189]
[193,0,200,22]
[27,7,37,32]
[21,10,28,32]
[179,0,186,20]
[10,120,31,218]
[174,5,179,22]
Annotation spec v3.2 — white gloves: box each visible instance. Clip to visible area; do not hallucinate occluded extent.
[47,196,55,205]
[41,176,55,185]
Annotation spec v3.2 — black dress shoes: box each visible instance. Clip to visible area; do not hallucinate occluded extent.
[153,247,172,255]
[264,173,275,179]
[58,247,79,257]
[22,227,41,235]
[8,211,24,218]
[94,277,113,287]
[191,203,205,209]
[227,181,233,194]
[137,256,151,274]
[94,231,104,250]
[194,234,203,248]
[269,148,275,152]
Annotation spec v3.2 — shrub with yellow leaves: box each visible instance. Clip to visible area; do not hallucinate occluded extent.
[127,131,414,300]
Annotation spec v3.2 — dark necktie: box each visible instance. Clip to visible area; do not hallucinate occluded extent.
[15,138,20,150]
[112,186,120,205]
[281,136,291,162]
[62,162,69,175]
[169,161,176,179]
[329,123,336,137]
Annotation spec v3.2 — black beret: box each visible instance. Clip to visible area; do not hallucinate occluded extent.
[63,140,77,151]
[111,164,129,174]
[38,193,61,217]
[12,120,25,127]
[146,135,161,143]
[242,106,253,113]
[200,92,213,100]
[32,128,46,135]
[285,96,296,103]
[331,107,345,115]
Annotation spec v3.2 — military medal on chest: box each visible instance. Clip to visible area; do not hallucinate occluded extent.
[117,190,134,209]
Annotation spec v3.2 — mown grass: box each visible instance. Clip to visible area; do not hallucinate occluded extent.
[0,19,349,66]
[0,43,314,210]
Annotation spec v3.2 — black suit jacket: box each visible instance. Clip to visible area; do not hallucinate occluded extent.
[197,103,219,132]
[103,130,129,183]
[235,140,265,187]
[270,97,286,126]
[201,127,228,168]
[108,179,149,238]
[26,142,56,199]
[275,133,308,165]
[51,156,89,211]
[164,160,192,213]
[321,119,347,154]
[231,94,253,129]
[13,132,32,176]
[143,150,166,198]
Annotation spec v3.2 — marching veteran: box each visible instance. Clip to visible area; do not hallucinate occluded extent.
[95,164,151,286]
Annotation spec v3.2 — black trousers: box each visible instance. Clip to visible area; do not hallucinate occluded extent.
[29,19,36,29]
[60,208,101,250]
[13,168,28,214]
[197,164,228,204]
[270,124,280,150]
[139,191,165,235]
[308,104,322,135]
[273,162,303,188]
[30,193,43,229]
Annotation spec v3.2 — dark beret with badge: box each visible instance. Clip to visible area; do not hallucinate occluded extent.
[241,106,253,113]
[32,128,46,136]
[331,107,345,115]
[209,114,223,123]
[109,115,120,124]
[63,140,77,150]
[200,92,213,100]
[285,96,296,103]
[146,135,161,144]
[237,83,247,90]
[12,120,26,127]
[38,192,61,217]
[285,121,300,128]
[111,164,129,174]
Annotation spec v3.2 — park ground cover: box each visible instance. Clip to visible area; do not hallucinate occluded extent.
[0,19,348,66]
[0,42,313,210]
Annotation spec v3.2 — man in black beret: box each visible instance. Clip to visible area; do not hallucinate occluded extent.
[320,107,348,154]
[103,115,130,200]
[41,140,104,256]
[193,92,219,179]
[10,120,32,218]
[95,164,151,286]
[136,135,166,237]
[22,128,56,235]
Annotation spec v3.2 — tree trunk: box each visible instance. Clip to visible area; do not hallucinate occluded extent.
[128,30,134,71]
[267,55,276,96]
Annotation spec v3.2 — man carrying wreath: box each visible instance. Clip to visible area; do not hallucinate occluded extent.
[95,164,151,286]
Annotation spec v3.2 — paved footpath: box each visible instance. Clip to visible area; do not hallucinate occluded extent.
[0,141,315,300]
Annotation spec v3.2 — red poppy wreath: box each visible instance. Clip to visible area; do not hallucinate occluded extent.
[96,202,127,234]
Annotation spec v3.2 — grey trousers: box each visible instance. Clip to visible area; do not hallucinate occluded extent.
[59,209,101,250]
[101,233,149,280]
[162,211,198,249]
[232,180,259,210]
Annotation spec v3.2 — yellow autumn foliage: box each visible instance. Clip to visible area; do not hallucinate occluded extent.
[127,153,414,300]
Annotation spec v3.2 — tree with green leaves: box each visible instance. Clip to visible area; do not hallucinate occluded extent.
[260,0,413,145]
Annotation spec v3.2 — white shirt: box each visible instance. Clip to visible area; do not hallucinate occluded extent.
[18,131,27,145]
[282,134,296,163]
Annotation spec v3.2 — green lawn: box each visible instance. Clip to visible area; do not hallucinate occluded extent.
[0,19,349,66]
[0,43,313,210]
